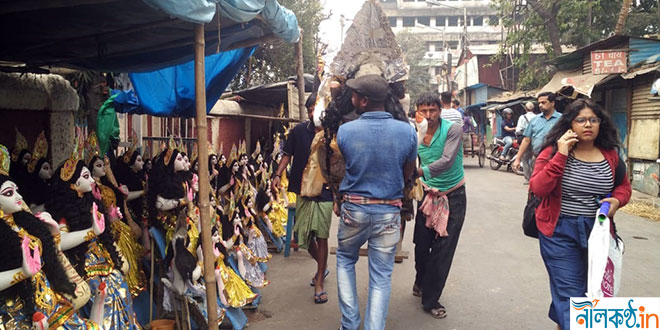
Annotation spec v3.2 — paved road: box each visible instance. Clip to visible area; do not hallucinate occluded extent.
[247,157,660,330]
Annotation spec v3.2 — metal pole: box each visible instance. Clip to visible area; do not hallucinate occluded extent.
[463,6,468,107]
[295,31,306,120]
[194,23,219,330]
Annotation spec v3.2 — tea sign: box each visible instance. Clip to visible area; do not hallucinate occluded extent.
[591,51,627,75]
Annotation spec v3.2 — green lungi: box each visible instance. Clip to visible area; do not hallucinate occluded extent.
[293,196,333,250]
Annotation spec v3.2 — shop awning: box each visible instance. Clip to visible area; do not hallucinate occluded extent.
[541,70,617,98]
[0,0,299,72]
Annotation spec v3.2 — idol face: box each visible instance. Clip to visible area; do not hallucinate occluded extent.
[38,162,53,180]
[92,158,106,178]
[21,152,32,166]
[174,153,186,172]
[0,180,23,214]
[75,167,94,193]
[131,155,144,172]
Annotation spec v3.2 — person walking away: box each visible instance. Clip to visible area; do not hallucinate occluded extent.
[500,108,516,160]
[530,98,631,330]
[412,92,467,320]
[513,92,562,176]
[440,92,463,127]
[336,75,417,330]
[516,102,538,183]
[451,99,463,117]
[462,108,476,153]
[271,94,334,304]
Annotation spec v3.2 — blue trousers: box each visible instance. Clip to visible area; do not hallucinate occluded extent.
[539,215,595,330]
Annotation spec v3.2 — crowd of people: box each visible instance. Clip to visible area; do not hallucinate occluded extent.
[0,73,633,330]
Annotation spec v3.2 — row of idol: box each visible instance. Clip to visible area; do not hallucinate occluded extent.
[0,128,293,330]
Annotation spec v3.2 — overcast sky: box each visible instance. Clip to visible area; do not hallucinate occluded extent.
[318,0,366,63]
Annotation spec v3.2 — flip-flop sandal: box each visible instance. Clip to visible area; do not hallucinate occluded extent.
[314,291,328,304]
[412,284,422,297]
[425,305,447,319]
[310,269,330,286]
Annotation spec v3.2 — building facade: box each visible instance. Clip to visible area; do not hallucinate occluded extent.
[380,0,502,89]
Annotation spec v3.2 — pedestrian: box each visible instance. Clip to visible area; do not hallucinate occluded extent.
[440,92,463,127]
[513,92,562,176]
[413,92,467,320]
[271,94,334,304]
[516,101,538,183]
[500,108,516,160]
[461,108,476,152]
[451,99,463,116]
[530,98,631,330]
[336,74,417,330]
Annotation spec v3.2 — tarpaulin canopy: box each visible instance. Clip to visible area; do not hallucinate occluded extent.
[0,0,298,72]
[541,70,614,98]
[113,46,256,117]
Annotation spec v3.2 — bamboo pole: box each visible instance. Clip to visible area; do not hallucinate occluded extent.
[194,23,219,329]
[295,31,306,120]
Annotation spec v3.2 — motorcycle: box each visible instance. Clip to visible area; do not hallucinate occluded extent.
[487,137,523,175]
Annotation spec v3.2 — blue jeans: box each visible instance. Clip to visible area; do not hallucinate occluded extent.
[502,136,514,158]
[539,214,595,330]
[336,203,401,330]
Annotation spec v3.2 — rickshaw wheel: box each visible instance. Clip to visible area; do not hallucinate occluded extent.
[478,143,486,168]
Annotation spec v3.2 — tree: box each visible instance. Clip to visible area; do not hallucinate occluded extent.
[230,0,328,90]
[491,0,659,91]
[395,32,432,107]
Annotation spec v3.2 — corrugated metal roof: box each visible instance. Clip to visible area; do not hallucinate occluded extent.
[630,38,660,66]
[622,54,660,79]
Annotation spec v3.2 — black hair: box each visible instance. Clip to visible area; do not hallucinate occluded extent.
[390,81,406,99]
[537,91,556,103]
[147,149,185,230]
[46,160,123,276]
[305,93,317,110]
[452,99,460,107]
[415,92,442,109]
[440,92,452,105]
[539,98,621,153]
[22,157,50,206]
[0,215,34,317]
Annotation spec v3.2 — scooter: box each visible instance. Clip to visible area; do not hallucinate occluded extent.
[487,137,523,175]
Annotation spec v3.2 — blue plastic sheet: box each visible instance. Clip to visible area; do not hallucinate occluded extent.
[115,46,256,118]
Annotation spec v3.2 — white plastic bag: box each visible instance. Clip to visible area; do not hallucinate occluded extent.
[587,204,624,298]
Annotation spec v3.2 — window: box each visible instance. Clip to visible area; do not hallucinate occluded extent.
[488,16,499,25]
[402,17,415,27]
[403,0,414,2]
[447,41,459,49]
[388,17,397,27]
[435,66,443,76]
[435,16,446,26]
[472,16,483,26]
[417,16,430,26]
[448,16,459,26]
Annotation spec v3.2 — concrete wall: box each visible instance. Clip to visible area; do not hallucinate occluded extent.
[0,73,78,167]
[631,159,660,197]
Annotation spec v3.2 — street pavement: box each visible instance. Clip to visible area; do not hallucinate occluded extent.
[245,157,660,330]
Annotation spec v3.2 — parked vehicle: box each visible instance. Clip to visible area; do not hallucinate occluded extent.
[487,137,523,175]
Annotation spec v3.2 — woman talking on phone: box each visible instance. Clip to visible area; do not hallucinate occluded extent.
[529,98,631,329]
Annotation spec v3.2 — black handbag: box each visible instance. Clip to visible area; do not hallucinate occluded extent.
[523,191,541,238]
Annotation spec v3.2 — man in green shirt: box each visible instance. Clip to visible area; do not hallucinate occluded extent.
[413,92,467,320]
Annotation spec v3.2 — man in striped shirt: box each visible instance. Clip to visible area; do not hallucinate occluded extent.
[440,92,464,128]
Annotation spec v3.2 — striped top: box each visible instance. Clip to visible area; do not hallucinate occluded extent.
[560,155,614,217]
[441,108,464,127]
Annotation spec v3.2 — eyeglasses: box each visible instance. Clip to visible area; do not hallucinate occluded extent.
[573,117,601,126]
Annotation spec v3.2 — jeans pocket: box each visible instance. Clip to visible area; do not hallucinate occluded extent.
[338,207,368,243]
[371,213,401,249]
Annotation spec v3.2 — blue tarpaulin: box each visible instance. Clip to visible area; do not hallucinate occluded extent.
[114,46,257,118]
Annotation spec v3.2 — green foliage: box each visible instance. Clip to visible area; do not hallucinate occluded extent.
[491,0,658,90]
[395,32,432,105]
[230,0,328,90]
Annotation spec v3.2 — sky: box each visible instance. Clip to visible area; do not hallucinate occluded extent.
[318,0,366,63]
